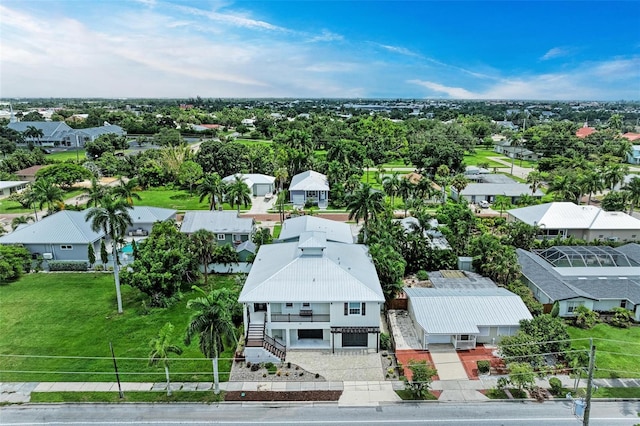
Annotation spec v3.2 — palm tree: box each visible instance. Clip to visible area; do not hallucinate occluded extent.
[526,170,546,196]
[84,177,108,208]
[346,183,386,233]
[11,215,34,230]
[85,197,133,313]
[274,166,288,192]
[602,163,629,190]
[493,195,511,217]
[435,165,450,202]
[382,172,401,207]
[185,286,238,394]
[226,175,252,213]
[32,178,64,214]
[197,173,227,211]
[622,176,640,215]
[579,170,604,205]
[450,174,469,198]
[111,177,141,206]
[548,173,581,203]
[148,322,183,396]
[190,229,216,285]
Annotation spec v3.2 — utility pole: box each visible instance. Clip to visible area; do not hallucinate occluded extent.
[583,338,596,426]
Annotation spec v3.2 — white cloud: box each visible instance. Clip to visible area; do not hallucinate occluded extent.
[376,43,422,58]
[408,80,477,98]
[308,30,344,43]
[176,4,288,32]
[541,47,568,60]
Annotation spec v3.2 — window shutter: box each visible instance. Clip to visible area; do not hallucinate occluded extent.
[344,303,348,316]
[362,303,366,316]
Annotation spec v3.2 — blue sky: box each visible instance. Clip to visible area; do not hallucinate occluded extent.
[1,1,639,100]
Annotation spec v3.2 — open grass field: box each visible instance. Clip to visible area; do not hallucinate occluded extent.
[136,187,248,212]
[567,324,640,379]
[0,273,238,382]
[45,149,87,163]
[0,188,86,214]
[464,149,538,169]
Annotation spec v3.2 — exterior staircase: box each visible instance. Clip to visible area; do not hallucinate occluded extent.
[246,322,286,361]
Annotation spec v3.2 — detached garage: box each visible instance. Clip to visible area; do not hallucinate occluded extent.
[405,288,532,350]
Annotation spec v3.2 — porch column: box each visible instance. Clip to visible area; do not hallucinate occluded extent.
[242,304,248,330]
[266,303,272,333]
[286,328,291,347]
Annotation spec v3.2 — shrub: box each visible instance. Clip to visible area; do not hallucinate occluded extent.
[416,270,429,280]
[94,264,104,271]
[574,306,599,329]
[250,363,260,372]
[266,363,277,375]
[47,261,88,271]
[380,333,391,350]
[609,307,632,328]
[403,360,438,400]
[548,377,563,396]
[477,360,490,374]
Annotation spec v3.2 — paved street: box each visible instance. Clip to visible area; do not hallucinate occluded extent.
[1,401,638,425]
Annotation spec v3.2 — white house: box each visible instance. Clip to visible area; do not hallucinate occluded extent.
[517,245,640,321]
[222,173,275,197]
[0,181,29,199]
[289,170,329,209]
[405,287,532,350]
[238,231,384,362]
[508,202,640,242]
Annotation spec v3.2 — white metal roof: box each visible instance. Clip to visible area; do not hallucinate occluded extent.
[289,170,329,191]
[129,206,176,224]
[180,211,254,234]
[278,216,354,244]
[460,183,543,197]
[239,237,384,303]
[508,202,640,230]
[222,173,275,187]
[0,210,104,245]
[405,288,532,335]
[0,181,29,190]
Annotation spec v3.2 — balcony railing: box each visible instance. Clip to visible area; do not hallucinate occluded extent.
[271,313,330,323]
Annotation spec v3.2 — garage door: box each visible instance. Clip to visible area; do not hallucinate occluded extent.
[428,334,451,344]
[292,193,305,205]
[298,329,323,339]
[342,333,368,347]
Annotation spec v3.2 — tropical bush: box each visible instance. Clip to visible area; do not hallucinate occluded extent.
[47,260,88,272]
[477,360,490,374]
[0,245,31,281]
[574,306,599,329]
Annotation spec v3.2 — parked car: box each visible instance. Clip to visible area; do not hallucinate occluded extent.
[479,200,490,209]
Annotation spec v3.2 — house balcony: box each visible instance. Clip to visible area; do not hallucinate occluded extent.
[271,312,330,323]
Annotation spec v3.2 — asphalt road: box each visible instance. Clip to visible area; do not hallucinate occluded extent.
[2,401,639,425]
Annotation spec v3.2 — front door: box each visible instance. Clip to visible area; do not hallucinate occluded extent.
[254,303,267,312]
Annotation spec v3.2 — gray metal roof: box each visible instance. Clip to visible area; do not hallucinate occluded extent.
[460,183,543,197]
[428,270,498,290]
[289,170,329,191]
[222,173,275,186]
[129,206,176,224]
[405,287,532,334]
[278,216,353,244]
[180,211,254,234]
[8,121,73,137]
[0,210,104,245]
[478,174,517,184]
[239,238,384,303]
[236,240,256,254]
[76,125,125,137]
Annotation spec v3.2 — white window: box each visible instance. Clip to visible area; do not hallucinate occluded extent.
[302,302,310,307]
[566,301,584,314]
[217,234,226,241]
[348,302,361,315]
[60,245,73,250]
[285,303,293,308]
[233,234,241,241]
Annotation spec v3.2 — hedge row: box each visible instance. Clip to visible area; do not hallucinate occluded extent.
[47,261,89,271]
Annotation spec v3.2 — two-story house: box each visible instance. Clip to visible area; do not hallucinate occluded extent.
[238,230,384,363]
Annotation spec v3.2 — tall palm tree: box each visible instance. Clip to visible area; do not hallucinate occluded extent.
[190,229,216,285]
[435,165,450,202]
[579,170,604,205]
[197,173,227,211]
[274,166,288,192]
[526,170,546,196]
[185,286,238,394]
[111,177,141,206]
[622,176,640,215]
[148,322,183,396]
[226,175,252,214]
[450,174,470,198]
[602,163,629,190]
[85,196,133,313]
[32,178,64,214]
[549,173,581,203]
[346,183,386,233]
[382,172,401,207]
[84,177,108,208]
[11,215,34,230]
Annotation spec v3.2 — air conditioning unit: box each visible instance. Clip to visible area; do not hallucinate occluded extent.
[42,253,53,260]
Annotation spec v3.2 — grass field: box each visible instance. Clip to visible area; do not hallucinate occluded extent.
[45,149,87,163]
[30,390,225,403]
[0,273,238,382]
[0,188,86,214]
[136,187,250,212]
[567,324,640,379]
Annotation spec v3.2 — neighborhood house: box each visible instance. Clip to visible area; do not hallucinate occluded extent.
[289,170,329,209]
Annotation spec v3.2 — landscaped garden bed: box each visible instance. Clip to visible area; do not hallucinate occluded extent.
[225,390,341,401]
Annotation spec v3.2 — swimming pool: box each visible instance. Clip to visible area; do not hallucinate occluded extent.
[121,243,134,254]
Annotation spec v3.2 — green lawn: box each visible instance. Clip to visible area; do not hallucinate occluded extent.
[30,391,225,403]
[136,187,249,212]
[235,138,273,146]
[0,188,87,214]
[464,149,537,169]
[0,273,238,382]
[45,149,87,163]
[567,324,640,378]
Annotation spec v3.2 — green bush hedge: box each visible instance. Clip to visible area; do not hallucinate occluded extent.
[48,261,88,271]
[477,360,490,374]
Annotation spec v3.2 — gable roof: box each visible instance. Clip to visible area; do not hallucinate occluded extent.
[129,206,176,224]
[0,210,104,245]
[222,173,275,187]
[239,238,384,303]
[180,211,254,234]
[76,125,125,138]
[459,183,543,197]
[289,170,329,191]
[576,126,596,138]
[615,243,640,264]
[0,181,29,190]
[508,202,640,230]
[405,287,532,334]
[278,216,353,244]
[7,121,74,137]
[622,133,640,142]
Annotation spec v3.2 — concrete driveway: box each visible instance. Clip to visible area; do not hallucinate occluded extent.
[286,349,384,381]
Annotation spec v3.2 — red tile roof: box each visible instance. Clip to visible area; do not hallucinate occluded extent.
[576,126,596,138]
[622,133,640,142]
